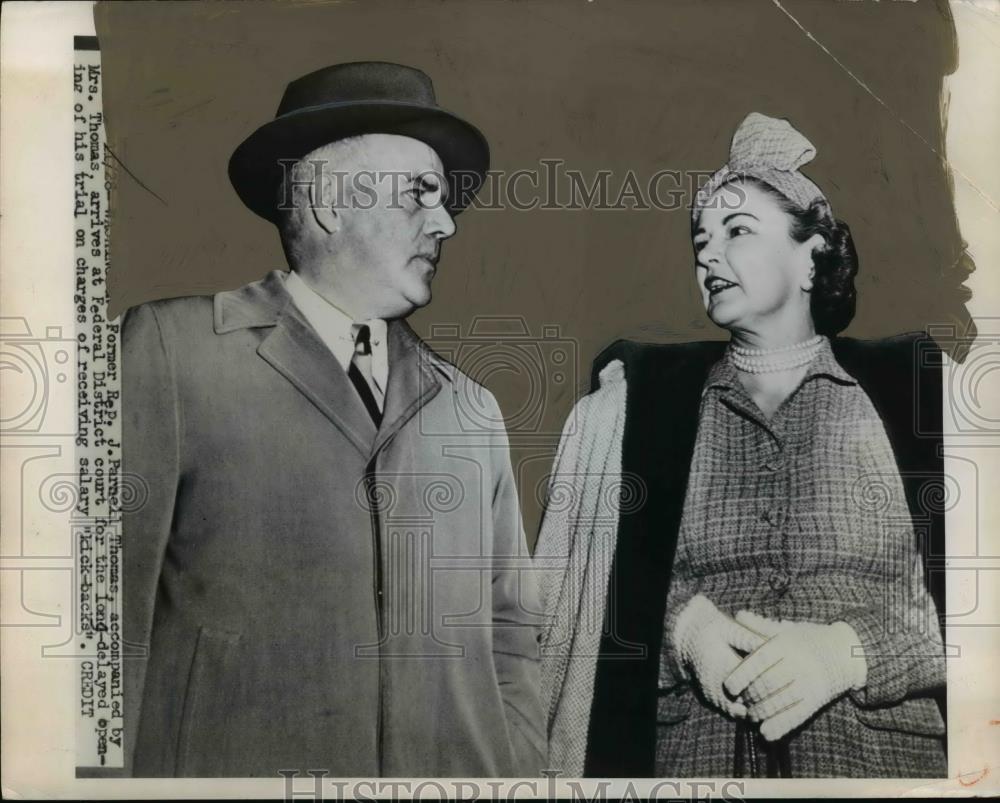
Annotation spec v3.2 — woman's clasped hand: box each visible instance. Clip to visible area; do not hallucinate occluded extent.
[674,595,869,742]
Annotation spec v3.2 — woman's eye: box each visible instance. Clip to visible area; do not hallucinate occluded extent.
[729,224,751,237]
[693,240,707,253]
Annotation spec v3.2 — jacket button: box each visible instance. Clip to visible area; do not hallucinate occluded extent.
[763,452,786,471]
[760,508,783,526]
[768,570,790,592]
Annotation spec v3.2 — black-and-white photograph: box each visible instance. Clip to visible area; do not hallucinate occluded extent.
[1,0,998,798]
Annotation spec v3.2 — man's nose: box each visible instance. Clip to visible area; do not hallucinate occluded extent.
[425,203,456,240]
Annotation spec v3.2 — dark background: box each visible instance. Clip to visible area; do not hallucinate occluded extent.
[95,0,973,541]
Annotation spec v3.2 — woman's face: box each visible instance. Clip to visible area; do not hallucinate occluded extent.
[692,181,817,336]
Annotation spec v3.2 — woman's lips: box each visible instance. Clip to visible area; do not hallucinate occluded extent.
[707,280,738,297]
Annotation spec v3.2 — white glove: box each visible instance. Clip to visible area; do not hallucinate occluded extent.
[724,610,868,741]
[673,594,766,719]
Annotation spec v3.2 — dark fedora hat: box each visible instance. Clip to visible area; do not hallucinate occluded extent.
[228,61,490,222]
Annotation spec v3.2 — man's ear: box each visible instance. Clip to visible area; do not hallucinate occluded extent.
[309,171,341,235]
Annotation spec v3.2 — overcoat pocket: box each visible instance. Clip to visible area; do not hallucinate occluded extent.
[175,625,241,776]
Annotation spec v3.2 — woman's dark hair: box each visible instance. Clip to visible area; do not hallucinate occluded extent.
[739,177,859,336]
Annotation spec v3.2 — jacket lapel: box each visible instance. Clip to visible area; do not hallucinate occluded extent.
[372,319,443,455]
[215,270,377,459]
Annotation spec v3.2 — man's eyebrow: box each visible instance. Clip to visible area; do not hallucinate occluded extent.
[402,173,440,189]
[418,173,449,200]
[722,212,759,225]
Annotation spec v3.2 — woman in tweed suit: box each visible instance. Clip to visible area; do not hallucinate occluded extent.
[537,112,947,778]
[656,112,947,777]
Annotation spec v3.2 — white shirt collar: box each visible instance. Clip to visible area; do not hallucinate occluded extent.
[284,270,389,401]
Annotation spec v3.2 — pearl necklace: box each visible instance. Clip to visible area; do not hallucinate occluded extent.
[728,335,825,374]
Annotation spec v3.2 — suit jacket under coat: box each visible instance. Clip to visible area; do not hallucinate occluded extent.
[122,270,545,777]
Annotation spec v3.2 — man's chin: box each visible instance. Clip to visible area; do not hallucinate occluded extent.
[409,280,434,307]
[388,288,431,319]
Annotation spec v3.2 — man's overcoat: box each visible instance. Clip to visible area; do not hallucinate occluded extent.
[122,269,545,777]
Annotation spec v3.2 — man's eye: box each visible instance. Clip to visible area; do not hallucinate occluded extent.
[693,240,707,252]
[417,185,442,208]
[406,177,445,209]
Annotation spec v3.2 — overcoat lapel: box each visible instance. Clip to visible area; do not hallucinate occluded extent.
[215,270,377,459]
[257,309,378,458]
[372,320,443,456]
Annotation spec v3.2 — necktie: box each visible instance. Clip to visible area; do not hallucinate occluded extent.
[348,323,382,426]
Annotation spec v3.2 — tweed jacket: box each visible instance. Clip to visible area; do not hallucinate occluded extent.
[537,333,946,777]
[122,269,545,777]
[654,340,945,778]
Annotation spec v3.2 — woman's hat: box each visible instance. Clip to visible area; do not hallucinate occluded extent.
[693,112,828,217]
[228,61,490,222]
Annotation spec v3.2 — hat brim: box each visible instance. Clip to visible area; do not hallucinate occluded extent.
[228,100,490,222]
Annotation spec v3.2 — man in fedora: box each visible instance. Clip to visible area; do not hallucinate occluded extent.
[122,62,545,777]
